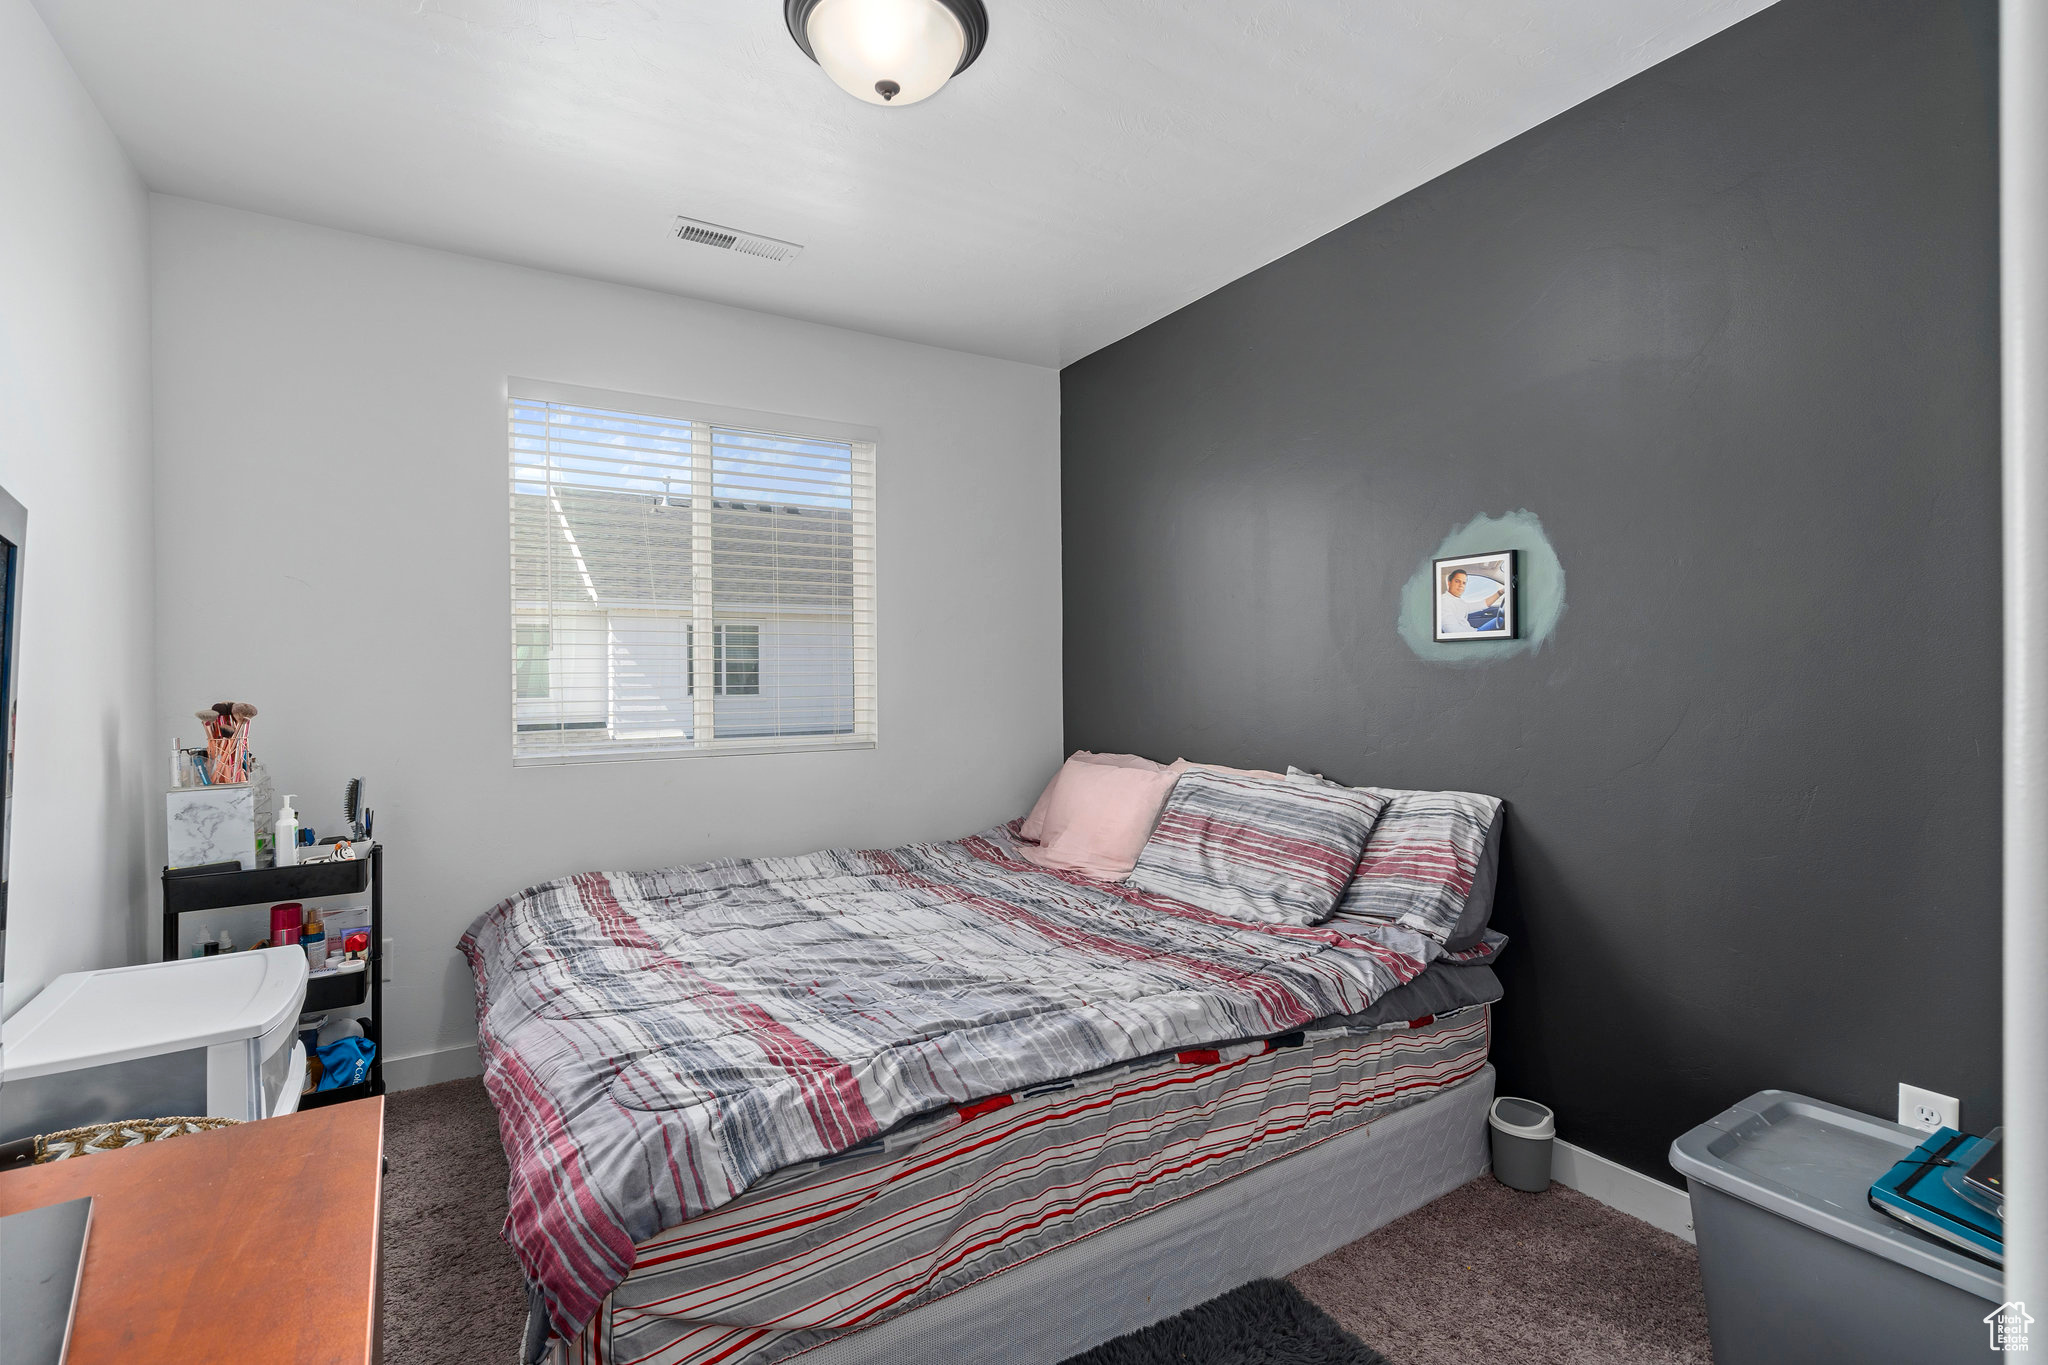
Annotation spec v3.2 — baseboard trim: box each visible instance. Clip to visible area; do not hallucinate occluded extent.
[383,1043,482,1092]
[1551,1139,1695,1244]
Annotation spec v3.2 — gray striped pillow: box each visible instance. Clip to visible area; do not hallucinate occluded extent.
[1290,768,1503,947]
[1124,768,1389,926]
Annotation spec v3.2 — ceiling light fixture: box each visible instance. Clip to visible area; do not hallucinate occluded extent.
[785,0,989,107]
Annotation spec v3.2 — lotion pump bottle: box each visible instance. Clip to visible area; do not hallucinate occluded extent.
[276,795,300,868]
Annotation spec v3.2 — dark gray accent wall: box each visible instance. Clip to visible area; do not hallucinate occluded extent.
[1060,0,2000,1181]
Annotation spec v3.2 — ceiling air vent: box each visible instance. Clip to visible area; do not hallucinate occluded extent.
[672,216,804,263]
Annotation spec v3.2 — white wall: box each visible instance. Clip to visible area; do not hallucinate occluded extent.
[149,196,1063,1068]
[0,0,156,1015]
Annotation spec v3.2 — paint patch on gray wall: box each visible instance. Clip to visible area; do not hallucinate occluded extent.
[1399,510,1567,662]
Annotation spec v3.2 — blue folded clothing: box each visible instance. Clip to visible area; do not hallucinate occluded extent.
[315,1036,376,1091]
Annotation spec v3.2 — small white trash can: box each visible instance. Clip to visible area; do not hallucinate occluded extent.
[1489,1096,1555,1192]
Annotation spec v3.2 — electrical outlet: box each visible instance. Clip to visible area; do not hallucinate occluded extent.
[382,935,394,984]
[1899,1083,1959,1134]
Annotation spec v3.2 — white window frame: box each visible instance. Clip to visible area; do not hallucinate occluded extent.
[508,378,878,765]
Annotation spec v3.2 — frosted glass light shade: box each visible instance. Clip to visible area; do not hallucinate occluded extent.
[804,0,968,106]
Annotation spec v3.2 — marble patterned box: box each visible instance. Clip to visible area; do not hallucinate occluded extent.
[166,784,256,870]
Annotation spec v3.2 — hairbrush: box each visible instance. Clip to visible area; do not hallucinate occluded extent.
[343,777,369,842]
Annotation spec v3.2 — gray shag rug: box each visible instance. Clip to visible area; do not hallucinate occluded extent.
[384,1078,1713,1365]
[1059,1279,1388,1365]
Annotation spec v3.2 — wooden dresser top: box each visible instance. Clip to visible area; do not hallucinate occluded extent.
[0,1097,383,1365]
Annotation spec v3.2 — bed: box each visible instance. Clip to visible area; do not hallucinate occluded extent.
[464,785,1503,1365]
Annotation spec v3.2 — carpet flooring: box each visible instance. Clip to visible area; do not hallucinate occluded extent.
[382,1078,530,1365]
[384,1079,1712,1365]
[1290,1176,1713,1365]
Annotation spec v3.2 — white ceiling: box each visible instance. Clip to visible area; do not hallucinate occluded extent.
[34,0,1774,367]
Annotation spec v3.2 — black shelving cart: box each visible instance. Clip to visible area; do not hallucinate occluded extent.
[160,844,384,1107]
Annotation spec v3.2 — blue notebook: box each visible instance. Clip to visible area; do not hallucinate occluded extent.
[1869,1128,2003,1265]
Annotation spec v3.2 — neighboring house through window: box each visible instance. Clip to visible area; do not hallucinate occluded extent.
[713,624,760,696]
[508,381,876,763]
[514,623,551,700]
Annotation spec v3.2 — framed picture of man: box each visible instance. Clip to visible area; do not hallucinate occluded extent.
[1433,551,1518,641]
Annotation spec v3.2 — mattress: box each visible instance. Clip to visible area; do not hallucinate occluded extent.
[562,1001,1492,1365]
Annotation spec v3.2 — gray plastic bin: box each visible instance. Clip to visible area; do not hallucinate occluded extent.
[1488,1096,1554,1192]
[1670,1090,2002,1365]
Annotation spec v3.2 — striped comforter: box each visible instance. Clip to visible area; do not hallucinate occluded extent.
[461,825,1447,1343]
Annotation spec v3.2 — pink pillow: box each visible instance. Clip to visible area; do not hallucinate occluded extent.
[1019,761,1185,881]
[1020,751,1179,843]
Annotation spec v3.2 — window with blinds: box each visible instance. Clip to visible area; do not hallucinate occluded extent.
[508,380,877,764]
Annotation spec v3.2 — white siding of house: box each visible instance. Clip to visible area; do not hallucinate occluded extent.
[513,607,852,743]
[607,614,693,741]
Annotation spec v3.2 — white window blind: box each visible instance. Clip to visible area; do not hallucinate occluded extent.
[508,380,877,764]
